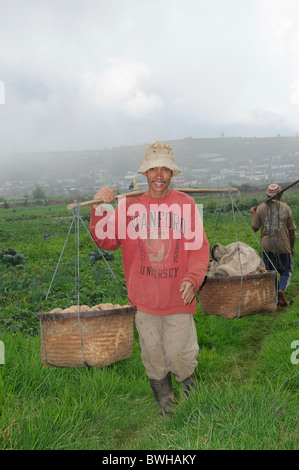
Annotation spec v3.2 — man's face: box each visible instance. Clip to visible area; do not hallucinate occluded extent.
[145,167,173,198]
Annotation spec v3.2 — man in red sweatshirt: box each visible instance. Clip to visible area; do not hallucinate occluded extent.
[90,141,209,417]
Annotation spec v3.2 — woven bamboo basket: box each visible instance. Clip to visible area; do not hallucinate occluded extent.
[37,305,136,367]
[198,271,277,319]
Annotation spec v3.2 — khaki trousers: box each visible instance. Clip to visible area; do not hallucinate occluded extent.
[135,310,199,382]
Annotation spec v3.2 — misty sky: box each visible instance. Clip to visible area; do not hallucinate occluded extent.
[1,0,299,155]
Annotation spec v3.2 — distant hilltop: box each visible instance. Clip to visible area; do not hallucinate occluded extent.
[1,136,298,199]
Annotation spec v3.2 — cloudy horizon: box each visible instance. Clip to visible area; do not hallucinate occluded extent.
[1,0,299,156]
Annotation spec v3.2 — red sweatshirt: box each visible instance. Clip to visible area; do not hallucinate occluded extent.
[90,189,209,316]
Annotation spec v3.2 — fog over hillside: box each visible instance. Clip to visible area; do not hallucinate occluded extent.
[1,136,298,199]
[1,1,299,171]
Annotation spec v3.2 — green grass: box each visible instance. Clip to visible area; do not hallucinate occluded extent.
[0,196,298,450]
[1,314,298,450]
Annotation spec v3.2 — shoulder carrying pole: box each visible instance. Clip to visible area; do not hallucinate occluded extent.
[67,187,239,211]
[255,179,299,208]
[266,179,299,202]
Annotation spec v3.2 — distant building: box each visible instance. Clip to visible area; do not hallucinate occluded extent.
[172,175,185,186]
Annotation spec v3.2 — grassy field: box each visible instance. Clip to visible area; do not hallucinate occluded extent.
[0,193,298,450]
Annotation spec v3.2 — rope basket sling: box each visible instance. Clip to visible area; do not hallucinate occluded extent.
[198,191,278,319]
[198,271,277,319]
[37,306,135,368]
[38,204,136,368]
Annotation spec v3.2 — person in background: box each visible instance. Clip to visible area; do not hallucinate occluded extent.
[90,141,209,417]
[250,183,296,307]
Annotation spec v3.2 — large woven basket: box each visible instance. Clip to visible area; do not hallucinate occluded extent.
[37,306,136,367]
[198,271,277,319]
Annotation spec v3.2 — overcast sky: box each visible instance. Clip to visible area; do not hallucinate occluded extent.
[1,0,299,155]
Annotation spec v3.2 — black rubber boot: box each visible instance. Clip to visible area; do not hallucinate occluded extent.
[181,372,198,398]
[149,372,175,417]
[278,289,290,307]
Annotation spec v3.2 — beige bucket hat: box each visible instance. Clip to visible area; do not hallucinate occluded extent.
[138,141,182,176]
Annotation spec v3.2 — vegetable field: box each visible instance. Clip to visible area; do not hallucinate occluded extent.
[0,193,298,450]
